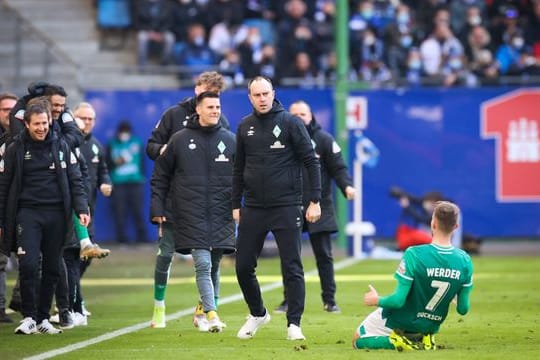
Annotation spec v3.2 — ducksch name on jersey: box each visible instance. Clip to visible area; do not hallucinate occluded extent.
[481,89,540,202]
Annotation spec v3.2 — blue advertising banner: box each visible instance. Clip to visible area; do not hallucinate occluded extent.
[85,87,540,243]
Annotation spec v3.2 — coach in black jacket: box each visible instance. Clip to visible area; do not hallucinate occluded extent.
[150,92,235,331]
[275,100,356,315]
[0,102,89,334]
[232,76,321,341]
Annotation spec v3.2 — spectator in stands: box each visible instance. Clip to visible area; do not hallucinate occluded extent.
[457,5,487,45]
[450,0,486,37]
[405,47,424,86]
[219,49,245,87]
[349,0,379,46]
[106,120,148,244]
[356,27,392,83]
[171,0,208,43]
[495,30,540,75]
[415,0,450,39]
[524,0,540,60]
[282,52,319,88]
[175,23,218,79]
[312,1,336,73]
[276,0,318,78]
[237,28,277,79]
[134,0,175,67]
[384,3,419,78]
[466,25,499,82]
[207,0,245,29]
[488,4,523,50]
[244,0,278,21]
[440,49,475,87]
[420,22,464,83]
[209,19,248,58]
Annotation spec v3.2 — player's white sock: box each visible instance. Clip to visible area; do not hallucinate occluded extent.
[80,238,92,249]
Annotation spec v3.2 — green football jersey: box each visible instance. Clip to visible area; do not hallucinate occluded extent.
[383,243,473,334]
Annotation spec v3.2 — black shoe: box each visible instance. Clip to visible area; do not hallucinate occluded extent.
[0,309,13,323]
[59,309,74,330]
[323,303,341,313]
[8,299,22,313]
[273,301,288,314]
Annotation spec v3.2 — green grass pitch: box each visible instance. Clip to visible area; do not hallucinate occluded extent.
[1,246,538,359]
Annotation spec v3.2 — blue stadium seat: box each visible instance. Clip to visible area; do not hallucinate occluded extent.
[97,0,131,29]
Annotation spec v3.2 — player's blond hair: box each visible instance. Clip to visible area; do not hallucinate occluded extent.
[196,71,226,92]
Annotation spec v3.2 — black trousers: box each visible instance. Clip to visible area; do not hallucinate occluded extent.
[17,208,65,323]
[55,247,81,313]
[236,206,305,326]
[111,183,148,243]
[282,231,336,306]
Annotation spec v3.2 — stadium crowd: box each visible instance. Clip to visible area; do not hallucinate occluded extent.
[101,0,540,87]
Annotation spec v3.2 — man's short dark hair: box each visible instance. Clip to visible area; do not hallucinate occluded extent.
[44,84,67,98]
[196,91,219,105]
[24,101,51,124]
[433,201,460,234]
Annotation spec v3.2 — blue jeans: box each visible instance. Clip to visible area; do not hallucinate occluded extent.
[192,249,224,312]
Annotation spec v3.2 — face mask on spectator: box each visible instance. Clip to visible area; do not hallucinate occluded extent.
[512,37,524,49]
[449,58,463,70]
[400,35,412,48]
[248,34,262,46]
[118,132,131,142]
[364,35,375,46]
[397,12,410,24]
[408,59,421,70]
[467,15,481,26]
[361,9,373,19]
[194,35,204,46]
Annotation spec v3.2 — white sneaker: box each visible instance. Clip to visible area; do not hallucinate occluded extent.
[49,313,60,324]
[72,312,88,327]
[287,324,306,340]
[14,317,37,335]
[237,311,271,339]
[208,314,226,333]
[193,314,209,332]
[37,319,63,334]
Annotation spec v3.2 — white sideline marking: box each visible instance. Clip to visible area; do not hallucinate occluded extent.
[24,257,362,360]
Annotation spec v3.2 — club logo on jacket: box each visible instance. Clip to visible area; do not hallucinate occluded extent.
[270,125,285,149]
[24,151,31,160]
[215,141,229,162]
[62,112,74,123]
[14,109,24,120]
[188,139,196,150]
[311,139,320,158]
[92,144,100,163]
[247,126,255,136]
